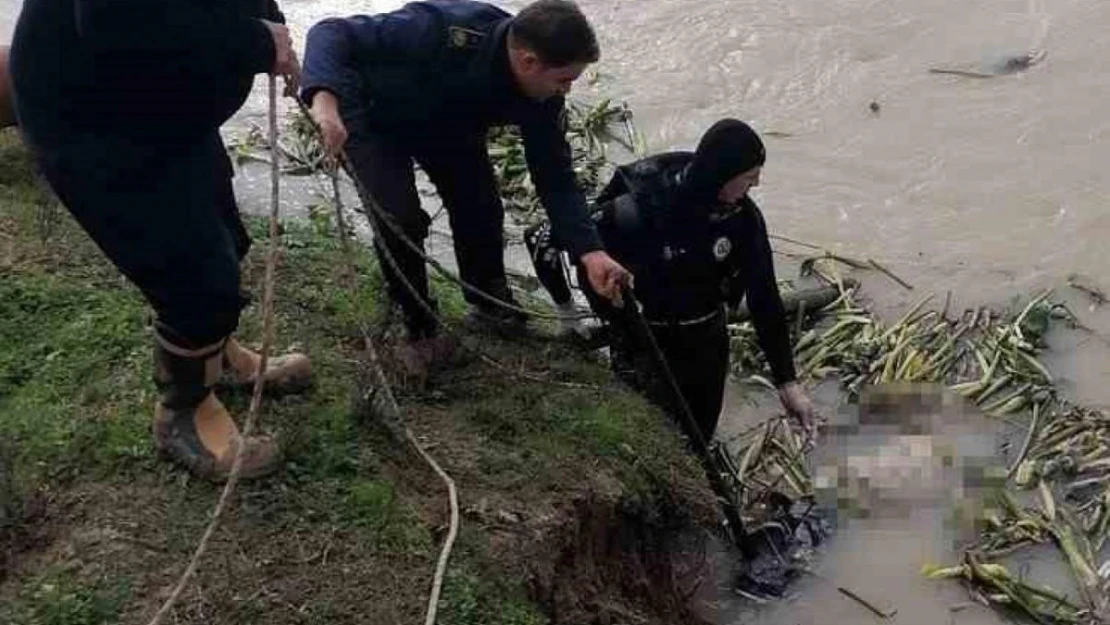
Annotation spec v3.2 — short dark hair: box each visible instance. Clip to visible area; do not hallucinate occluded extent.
[510,0,600,67]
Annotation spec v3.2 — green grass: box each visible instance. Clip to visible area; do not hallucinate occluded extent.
[450,365,695,498]
[0,273,153,484]
[339,477,433,551]
[1,568,131,625]
[440,567,548,625]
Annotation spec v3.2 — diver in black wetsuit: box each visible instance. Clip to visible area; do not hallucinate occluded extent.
[525,119,814,441]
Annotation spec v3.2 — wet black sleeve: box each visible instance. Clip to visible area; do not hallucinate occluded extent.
[731,200,797,385]
[74,0,276,76]
[520,98,604,259]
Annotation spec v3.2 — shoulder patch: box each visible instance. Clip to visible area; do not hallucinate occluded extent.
[448,25,486,49]
[712,236,732,261]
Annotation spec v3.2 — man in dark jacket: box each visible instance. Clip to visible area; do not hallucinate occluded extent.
[525,119,815,441]
[300,0,630,373]
[10,0,311,482]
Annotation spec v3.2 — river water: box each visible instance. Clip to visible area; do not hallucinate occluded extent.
[3,0,1110,622]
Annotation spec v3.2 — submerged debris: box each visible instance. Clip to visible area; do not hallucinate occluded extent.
[1068,274,1107,310]
[929,49,1047,79]
[489,98,641,222]
[727,257,1110,622]
[733,506,827,601]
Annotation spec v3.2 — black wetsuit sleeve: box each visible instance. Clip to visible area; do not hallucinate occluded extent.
[731,200,797,385]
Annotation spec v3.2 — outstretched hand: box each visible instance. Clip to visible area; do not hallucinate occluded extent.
[580,250,632,307]
[778,380,817,443]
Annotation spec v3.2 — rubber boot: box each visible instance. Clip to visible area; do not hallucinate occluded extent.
[221,337,312,393]
[151,334,281,482]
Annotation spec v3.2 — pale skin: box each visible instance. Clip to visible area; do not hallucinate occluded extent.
[260,20,301,96]
[717,166,817,432]
[307,33,633,305]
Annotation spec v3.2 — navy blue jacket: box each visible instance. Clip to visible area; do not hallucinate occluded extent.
[301,0,603,257]
[11,0,283,145]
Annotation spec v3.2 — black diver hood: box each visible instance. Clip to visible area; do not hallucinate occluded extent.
[680,118,767,206]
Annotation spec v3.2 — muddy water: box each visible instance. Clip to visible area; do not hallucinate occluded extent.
[575,0,1110,407]
[705,384,1047,625]
[4,0,1110,621]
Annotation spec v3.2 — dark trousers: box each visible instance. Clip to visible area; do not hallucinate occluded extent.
[30,132,249,348]
[610,308,730,442]
[344,130,511,339]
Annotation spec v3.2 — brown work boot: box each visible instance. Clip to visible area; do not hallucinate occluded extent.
[220,337,312,394]
[151,334,281,482]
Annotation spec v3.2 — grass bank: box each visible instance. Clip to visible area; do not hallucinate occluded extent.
[0,129,719,625]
